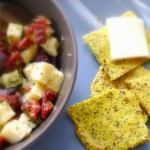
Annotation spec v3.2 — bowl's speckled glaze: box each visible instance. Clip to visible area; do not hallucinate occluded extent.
[4,0,78,149]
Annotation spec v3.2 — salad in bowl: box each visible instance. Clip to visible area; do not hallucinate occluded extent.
[0,16,64,148]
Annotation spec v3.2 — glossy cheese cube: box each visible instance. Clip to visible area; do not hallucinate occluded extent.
[7,23,23,43]
[0,101,15,126]
[1,113,36,144]
[28,62,54,85]
[41,37,59,56]
[47,69,64,93]
[24,83,46,101]
[2,69,22,88]
[21,45,37,64]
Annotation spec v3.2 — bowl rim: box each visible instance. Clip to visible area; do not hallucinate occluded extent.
[6,0,78,150]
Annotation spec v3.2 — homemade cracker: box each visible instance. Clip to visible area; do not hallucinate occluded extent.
[83,12,150,80]
[91,66,149,122]
[67,89,149,150]
[91,66,127,96]
[125,76,150,116]
[91,66,149,96]
[123,66,150,82]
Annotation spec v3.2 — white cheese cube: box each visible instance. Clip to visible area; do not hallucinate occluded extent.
[0,101,15,126]
[46,27,54,36]
[2,69,22,88]
[29,62,55,84]
[106,17,150,60]
[21,45,37,64]
[7,23,23,43]
[23,63,35,80]
[1,120,29,144]
[22,78,34,89]
[19,113,36,129]
[41,37,59,56]
[1,113,36,144]
[47,69,64,93]
[24,83,46,101]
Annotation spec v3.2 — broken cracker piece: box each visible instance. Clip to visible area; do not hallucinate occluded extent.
[91,66,127,96]
[125,76,150,116]
[91,66,149,96]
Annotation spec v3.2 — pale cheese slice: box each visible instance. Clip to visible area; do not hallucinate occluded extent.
[106,17,150,60]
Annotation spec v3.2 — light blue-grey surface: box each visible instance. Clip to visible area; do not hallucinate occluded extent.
[27,0,150,149]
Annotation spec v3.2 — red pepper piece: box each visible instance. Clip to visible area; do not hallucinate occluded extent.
[22,101,41,120]
[41,101,53,119]
[33,17,48,25]
[33,23,46,44]
[24,87,31,93]
[18,37,34,49]
[45,90,56,102]
[29,101,41,119]
[5,51,24,72]
[41,92,53,119]
[21,101,32,112]
[42,92,48,103]
[24,25,34,36]
[0,136,6,149]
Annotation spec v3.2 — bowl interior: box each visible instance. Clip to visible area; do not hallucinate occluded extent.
[5,0,77,149]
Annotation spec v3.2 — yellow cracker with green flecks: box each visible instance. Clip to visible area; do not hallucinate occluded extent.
[125,76,150,116]
[67,89,149,150]
[90,66,149,123]
[91,66,127,96]
[83,11,150,80]
[91,66,150,96]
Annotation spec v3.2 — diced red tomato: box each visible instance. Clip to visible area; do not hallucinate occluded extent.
[21,101,32,112]
[22,92,54,120]
[8,41,19,53]
[18,37,34,49]
[0,136,6,149]
[42,92,48,103]
[45,90,56,102]
[24,87,31,93]
[29,101,41,119]
[41,92,53,119]
[24,25,34,36]
[5,51,24,72]
[33,17,48,26]
[22,100,41,120]
[33,23,46,44]
[41,101,53,119]
[24,17,48,44]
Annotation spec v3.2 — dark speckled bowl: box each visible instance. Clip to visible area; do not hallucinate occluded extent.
[5,0,78,149]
